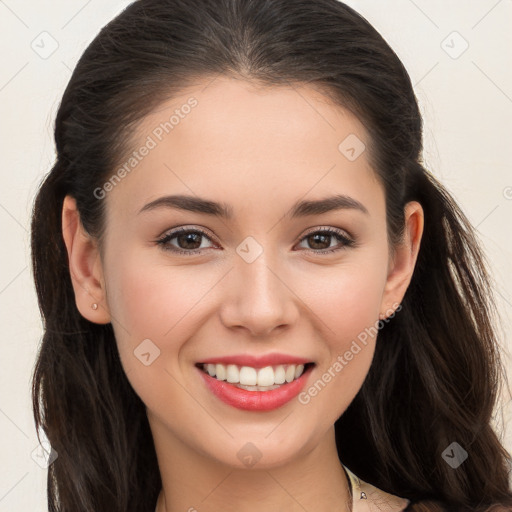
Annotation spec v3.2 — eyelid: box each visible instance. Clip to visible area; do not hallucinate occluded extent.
[156,224,216,240]
[301,224,353,240]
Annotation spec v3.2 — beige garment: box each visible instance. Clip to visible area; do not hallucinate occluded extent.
[343,464,410,512]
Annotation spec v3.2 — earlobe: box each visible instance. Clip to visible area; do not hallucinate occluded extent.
[379,201,424,318]
[61,195,111,324]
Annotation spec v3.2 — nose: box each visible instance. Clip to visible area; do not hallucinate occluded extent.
[219,250,299,338]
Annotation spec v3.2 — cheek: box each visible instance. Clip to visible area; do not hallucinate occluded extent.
[105,246,212,329]
[297,283,379,431]
[302,256,388,345]
[103,255,203,413]
[103,251,220,371]
[294,257,387,419]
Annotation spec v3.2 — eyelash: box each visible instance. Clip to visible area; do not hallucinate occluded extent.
[155,226,356,256]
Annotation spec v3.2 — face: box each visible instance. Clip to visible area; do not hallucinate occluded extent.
[66,76,422,469]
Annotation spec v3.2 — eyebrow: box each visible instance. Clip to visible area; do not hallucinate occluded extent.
[138,193,369,219]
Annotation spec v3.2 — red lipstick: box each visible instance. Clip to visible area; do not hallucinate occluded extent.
[196,359,314,411]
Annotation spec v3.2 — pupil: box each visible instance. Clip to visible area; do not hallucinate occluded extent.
[309,233,330,249]
[179,233,201,249]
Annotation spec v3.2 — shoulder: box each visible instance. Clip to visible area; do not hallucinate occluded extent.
[343,464,411,512]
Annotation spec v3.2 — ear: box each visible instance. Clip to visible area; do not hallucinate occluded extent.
[379,201,424,319]
[61,195,111,324]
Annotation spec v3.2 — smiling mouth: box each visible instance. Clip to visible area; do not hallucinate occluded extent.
[195,362,315,391]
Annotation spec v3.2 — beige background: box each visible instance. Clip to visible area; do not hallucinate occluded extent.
[0,0,511,510]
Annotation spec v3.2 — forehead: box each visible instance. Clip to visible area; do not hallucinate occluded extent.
[104,76,383,223]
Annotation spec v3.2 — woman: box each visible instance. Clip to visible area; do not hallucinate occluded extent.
[30,0,512,510]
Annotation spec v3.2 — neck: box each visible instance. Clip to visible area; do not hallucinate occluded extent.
[150,417,352,512]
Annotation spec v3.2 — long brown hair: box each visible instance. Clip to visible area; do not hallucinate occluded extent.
[30,0,512,510]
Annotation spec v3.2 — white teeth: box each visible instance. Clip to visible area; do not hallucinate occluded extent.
[226,364,239,383]
[200,362,308,387]
[239,366,257,386]
[215,364,226,381]
[257,366,274,387]
[285,365,296,383]
[274,365,286,384]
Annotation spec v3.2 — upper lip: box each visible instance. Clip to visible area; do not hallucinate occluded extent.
[197,353,313,368]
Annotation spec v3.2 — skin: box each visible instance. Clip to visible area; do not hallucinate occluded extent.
[62,76,424,512]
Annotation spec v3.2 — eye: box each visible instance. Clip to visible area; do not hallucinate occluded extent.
[155,226,218,255]
[295,227,356,254]
[155,226,356,256]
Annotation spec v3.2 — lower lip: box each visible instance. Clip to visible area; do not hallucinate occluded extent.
[197,365,314,411]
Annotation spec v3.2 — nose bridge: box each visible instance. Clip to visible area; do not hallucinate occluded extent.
[221,236,297,336]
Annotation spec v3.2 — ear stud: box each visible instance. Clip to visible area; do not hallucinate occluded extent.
[91,303,98,310]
